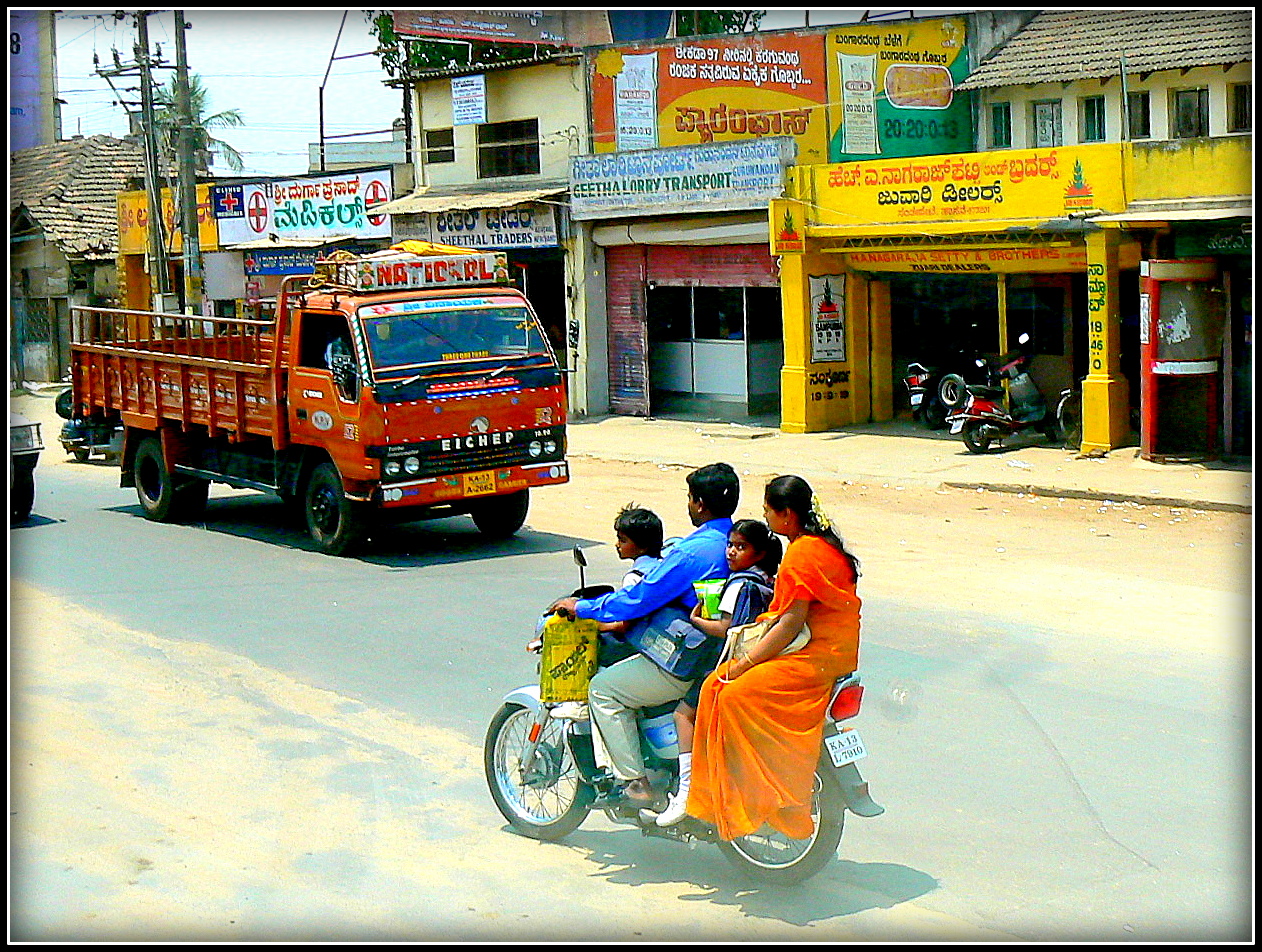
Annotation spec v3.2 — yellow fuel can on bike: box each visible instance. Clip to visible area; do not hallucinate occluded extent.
[539,615,599,702]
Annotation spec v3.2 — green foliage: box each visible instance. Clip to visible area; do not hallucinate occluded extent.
[366,10,536,82]
[154,72,245,172]
[674,11,765,37]
[365,10,767,82]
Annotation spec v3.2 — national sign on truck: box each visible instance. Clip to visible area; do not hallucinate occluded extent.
[63,244,569,555]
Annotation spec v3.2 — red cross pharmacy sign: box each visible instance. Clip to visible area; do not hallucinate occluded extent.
[247,190,269,234]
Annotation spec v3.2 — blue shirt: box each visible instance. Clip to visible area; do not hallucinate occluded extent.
[576,517,733,624]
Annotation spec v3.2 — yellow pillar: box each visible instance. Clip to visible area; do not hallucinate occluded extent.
[1082,230,1131,452]
[779,250,862,433]
[868,278,893,421]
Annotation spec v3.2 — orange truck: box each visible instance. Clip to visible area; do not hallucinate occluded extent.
[65,247,569,555]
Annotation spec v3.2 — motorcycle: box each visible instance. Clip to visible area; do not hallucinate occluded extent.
[483,545,883,885]
[904,347,991,430]
[945,333,1059,454]
[56,387,122,462]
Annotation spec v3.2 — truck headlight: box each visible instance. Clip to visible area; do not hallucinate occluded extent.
[404,456,421,475]
[529,440,542,458]
[384,460,401,477]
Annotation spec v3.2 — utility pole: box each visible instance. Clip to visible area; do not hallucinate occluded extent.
[135,12,171,305]
[174,10,202,312]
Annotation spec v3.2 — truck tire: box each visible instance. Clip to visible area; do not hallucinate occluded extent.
[470,488,529,539]
[303,461,365,556]
[134,436,206,522]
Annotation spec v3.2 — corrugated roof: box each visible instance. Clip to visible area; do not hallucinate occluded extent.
[9,135,152,259]
[373,184,567,216]
[959,9,1253,90]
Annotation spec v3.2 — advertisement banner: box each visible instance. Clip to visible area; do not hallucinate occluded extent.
[589,32,830,165]
[570,138,793,221]
[809,275,846,362]
[118,184,219,255]
[212,171,393,244]
[392,203,560,249]
[810,144,1128,229]
[826,17,971,161]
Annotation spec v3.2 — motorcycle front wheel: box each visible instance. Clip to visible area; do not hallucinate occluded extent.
[718,769,846,885]
[484,702,594,841]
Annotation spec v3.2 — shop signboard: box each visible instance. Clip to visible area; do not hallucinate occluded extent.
[117,184,219,255]
[825,17,971,161]
[212,170,393,245]
[570,137,793,221]
[392,203,560,249]
[588,32,830,165]
[242,249,319,276]
[809,143,1128,230]
[451,74,487,125]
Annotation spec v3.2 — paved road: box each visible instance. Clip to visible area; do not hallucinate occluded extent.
[9,450,1252,941]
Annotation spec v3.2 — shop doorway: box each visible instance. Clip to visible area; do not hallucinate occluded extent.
[646,283,783,420]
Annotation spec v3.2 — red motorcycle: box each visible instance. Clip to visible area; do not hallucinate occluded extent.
[945,334,1059,453]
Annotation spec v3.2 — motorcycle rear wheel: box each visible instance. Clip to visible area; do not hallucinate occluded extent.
[961,420,993,454]
[717,768,846,885]
[484,702,594,841]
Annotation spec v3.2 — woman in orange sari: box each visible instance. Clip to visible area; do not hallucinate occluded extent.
[687,475,862,841]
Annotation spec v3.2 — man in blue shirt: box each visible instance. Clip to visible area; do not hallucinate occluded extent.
[553,462,738,807]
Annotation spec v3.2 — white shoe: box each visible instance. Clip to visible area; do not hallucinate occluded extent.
[551,701,589,720]
[655,789,690,827]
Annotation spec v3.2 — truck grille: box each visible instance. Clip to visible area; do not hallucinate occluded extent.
[372,425,565,481]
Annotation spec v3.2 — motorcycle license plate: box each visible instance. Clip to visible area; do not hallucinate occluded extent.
[462,470,496,496]
[949,419,964,434]
[910,393,923,407]
[825,728,867,767]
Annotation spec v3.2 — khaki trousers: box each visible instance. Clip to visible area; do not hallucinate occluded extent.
[588,653,690,781]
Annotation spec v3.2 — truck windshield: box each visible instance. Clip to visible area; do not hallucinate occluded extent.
[359,300,552,374]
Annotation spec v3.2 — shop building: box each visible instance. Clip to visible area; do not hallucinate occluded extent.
[371,55,583,395]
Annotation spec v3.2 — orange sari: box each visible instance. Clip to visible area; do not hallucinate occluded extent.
[687,534,861,841]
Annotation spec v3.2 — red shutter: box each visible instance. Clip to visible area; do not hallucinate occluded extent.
[605,245,650,416]
[647,244,778,287]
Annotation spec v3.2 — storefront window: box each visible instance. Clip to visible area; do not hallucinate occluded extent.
[693,286,745,340]
[647,285,692,342]
[745,286,783,341]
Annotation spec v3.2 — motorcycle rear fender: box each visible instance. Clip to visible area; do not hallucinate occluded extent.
[820,753,885,818]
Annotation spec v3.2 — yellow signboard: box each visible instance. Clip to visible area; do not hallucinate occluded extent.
[808,143,1129,230]
[118,184,219,255]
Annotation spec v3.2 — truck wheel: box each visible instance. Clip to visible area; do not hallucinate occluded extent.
[471,489,529,539]
[304,461,364,556]
[134,436,208,523]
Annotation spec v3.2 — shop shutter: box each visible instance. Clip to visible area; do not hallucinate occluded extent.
[606,245,650,416]
[647,244,778,287]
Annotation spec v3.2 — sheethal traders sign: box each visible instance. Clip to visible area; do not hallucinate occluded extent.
[570,137,794,221]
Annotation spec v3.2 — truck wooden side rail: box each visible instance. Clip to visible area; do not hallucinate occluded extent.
[69,306,282,445]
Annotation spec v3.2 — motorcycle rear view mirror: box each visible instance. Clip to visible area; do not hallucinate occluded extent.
[976,358,986,368]
[572,544,587,590]
[1018,332,1031,345]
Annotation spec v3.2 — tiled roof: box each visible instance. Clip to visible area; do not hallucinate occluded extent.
[959,9,1253,90]
[9,135,150,259]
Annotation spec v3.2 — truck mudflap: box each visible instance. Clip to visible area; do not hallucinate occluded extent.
[378,460,568,508]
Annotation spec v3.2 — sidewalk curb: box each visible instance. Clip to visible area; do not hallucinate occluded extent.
[941,482,1252,514]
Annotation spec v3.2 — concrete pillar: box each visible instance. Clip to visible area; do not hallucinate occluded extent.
[1082,229,1131,452]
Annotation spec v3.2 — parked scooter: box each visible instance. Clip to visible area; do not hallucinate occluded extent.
[484,545,883,885]
[945,333,1058,453]
[56,387,122,462]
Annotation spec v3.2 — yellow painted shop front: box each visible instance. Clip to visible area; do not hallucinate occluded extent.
[772,142,1140,452]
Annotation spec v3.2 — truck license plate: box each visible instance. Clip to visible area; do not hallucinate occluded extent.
[824,728,867,767]
[463,470,496,496]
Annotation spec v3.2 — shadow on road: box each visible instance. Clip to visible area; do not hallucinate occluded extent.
[561,826,938,929]
[104,493,600,568]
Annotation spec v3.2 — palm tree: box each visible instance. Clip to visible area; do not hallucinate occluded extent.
[154,72,246,173]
